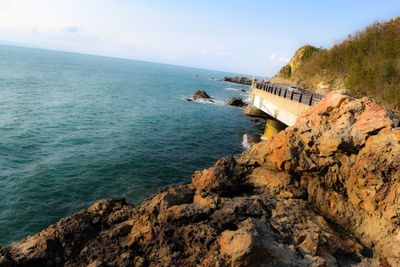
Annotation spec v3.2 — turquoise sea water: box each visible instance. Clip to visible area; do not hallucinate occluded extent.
[0,45,257,245]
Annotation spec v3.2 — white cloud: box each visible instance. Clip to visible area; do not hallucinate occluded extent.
[278,56,290,63]
[268,52,290,64]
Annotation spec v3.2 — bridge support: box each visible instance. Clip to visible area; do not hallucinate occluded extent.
[264,118,287,139]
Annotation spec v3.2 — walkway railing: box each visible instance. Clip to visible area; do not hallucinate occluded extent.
[254,82,324,106]
[254,81,400,127]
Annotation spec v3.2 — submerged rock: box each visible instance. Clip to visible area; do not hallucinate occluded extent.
[226,97,246,107]
[2,93,400,266]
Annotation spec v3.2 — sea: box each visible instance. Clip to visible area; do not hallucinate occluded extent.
[0,45,258,245]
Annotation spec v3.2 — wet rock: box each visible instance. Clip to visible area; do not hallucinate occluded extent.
[226,97,247,107]
[193,90,212,100]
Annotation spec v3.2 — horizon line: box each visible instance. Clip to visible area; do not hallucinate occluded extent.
[0,42,264,78]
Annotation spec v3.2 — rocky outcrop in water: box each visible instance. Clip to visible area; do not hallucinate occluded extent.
[192,90,212,100]
[226,97,247,107]
[1,93,400,266]
[224,76,255,85]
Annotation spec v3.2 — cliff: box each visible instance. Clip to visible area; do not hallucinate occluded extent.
[273,17,400,110]
[1,93,400,266]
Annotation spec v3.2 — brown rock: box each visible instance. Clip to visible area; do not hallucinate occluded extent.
[193,90,212,100]
[226,97,247,107]
[2,93,400,266]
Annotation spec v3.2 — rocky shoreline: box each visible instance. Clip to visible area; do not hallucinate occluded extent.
[1,93,400,266]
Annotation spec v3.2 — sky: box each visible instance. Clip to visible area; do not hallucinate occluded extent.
[0,1,399,76]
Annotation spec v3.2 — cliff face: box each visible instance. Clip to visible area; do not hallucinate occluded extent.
[273,17,400,110]
[272,45,345,93]
[1,93,400,267]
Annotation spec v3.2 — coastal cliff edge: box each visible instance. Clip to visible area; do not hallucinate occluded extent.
[1,93,400,267]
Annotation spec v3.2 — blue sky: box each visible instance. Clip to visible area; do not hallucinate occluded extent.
[0,0,399,76]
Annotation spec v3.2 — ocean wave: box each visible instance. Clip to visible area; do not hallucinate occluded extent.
[181,96,225,106]
[224,87,238,92]
[194,98,225,106]
[242,133,262,149]
[243,97,251,104]
[242,133,251,149]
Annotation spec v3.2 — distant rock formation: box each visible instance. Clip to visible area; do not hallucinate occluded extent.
[2,93,400,266]
[224,76,255,85]
[226,97,246,107]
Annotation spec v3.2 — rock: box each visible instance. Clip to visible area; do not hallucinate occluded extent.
[224,76,255,85]
[226,97,246,107]
[2,93,400,266]
[218,218,300,267]
[240,88,246,92]
[193,90,212,100]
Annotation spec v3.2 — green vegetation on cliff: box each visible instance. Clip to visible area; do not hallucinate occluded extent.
[277,17,400,110]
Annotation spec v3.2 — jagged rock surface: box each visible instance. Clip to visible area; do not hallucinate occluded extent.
[226,97,247,107]
[1,93,399,267]
[192,90,212,100]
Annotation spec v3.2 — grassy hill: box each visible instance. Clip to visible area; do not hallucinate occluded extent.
[274,17,400,110]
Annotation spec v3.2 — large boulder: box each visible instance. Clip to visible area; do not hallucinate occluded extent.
[226,97,247,107]
[193,90,212,100]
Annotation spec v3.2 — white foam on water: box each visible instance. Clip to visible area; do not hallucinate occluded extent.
[243,97,251,104]
[195,98,225,105]
[224,87,238,92]
[182,96,225,106]
[242,133,251,149]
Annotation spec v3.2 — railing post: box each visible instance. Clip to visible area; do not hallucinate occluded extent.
[291,91,294,100]
[309,94,313,105]
[278,88,281,96]
[299,93,303,103]
[283,89,287,98]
